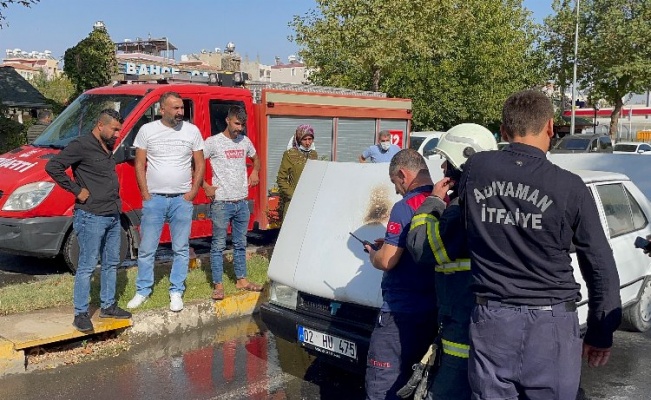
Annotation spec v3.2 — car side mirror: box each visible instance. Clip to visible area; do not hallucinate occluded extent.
[424,149,436,157]
[638,149,645,154]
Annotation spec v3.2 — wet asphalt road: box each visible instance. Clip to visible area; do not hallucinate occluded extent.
[0,314,650,399]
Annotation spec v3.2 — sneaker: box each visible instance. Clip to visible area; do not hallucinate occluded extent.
[99,303,132,319]
[126,293,148,309]
[170,292,184,312]
[73,313,94,332]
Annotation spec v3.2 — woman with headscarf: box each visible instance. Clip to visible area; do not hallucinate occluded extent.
[276,124,318,221]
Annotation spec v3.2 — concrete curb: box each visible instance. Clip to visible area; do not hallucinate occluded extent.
[0,290,269,377]
[126,290,269,343]
[0,245,274,377]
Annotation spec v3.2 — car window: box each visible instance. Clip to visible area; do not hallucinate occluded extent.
[641,144,651,152]
[209,99,247,136]
[556,138,590,150]
[409,136,425,151]
[628,188,648,230]
[614,144,637,152]
[422,138,439,156]
[598,136,612,150]
[596,183,645,237]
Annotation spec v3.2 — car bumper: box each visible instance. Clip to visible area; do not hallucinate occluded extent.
[260,301,373,374]
[0,216,71,257]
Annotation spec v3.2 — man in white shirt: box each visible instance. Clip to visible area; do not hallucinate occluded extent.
[127,91,205,312]
[203,106,261,301]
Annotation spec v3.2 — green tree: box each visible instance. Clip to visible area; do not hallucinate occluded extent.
[541,0,577,115]
[30,72,75,111]
[63,23,117,96]
[0,0,38,26]
[290,0,455,92]
[292,0,543,130]
[581,0,651,136]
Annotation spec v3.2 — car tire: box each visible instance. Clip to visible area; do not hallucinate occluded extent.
[62,224,129,275]
[621,278,651,332]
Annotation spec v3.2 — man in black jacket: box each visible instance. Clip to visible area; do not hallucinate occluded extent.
[459,90,621,399]
[46,109,131,332]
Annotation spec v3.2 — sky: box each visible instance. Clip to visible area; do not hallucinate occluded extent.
[0,0,553,65]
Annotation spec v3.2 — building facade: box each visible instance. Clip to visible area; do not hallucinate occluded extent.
[1,49,60,80]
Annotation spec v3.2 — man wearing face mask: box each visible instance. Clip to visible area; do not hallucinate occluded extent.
[46,109,131,332]
[360,130,401,163]
[364,149,438,400]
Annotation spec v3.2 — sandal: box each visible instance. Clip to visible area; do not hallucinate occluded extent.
[237,282,263,292]
[211,284,224,300]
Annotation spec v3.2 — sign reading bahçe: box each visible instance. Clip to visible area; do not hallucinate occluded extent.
[123,62,211,77]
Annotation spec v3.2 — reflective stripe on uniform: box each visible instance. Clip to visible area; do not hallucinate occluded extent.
[441,339,470,358]
[435,258,471,274]
[411,213,451,265]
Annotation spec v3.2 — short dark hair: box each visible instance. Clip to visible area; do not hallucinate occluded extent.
[37,109,52,121]
[389,149,427,176]
[227,106,247,124]
[159,91,182,107]
[501,90,554,139]
[98,108,123,124]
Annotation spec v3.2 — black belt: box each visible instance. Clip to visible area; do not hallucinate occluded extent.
[152,193,184,198]
[476,296,577,312]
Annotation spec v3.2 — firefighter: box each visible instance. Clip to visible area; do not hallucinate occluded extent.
[406,123,497,400]
[459,90,621,399]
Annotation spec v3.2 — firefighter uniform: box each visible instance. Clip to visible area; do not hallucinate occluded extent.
[365,185,438,400]
[408,194,472,400]
[459,143,622,399]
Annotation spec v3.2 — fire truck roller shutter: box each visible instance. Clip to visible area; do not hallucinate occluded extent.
[336,118,377,162]
[267,116,333,190]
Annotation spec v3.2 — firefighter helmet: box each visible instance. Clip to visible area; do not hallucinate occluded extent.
[435,123,497,171]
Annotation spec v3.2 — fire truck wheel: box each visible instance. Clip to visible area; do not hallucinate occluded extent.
[61,226,129,275]
[621,277,651,332]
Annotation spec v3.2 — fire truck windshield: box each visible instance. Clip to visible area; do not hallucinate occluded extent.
[33,94,143,148]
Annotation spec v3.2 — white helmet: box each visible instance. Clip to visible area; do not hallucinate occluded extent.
[435,123,497,170]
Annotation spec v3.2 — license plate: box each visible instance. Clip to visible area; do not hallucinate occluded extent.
[297,325,357,360]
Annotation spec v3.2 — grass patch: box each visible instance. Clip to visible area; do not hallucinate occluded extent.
[0,254,269,316]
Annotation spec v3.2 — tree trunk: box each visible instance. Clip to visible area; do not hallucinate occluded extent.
[610,97,623,139]
[371,67,381,92]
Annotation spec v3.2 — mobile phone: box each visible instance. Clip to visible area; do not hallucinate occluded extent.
[634,236,651,250]
[349,232,378,252]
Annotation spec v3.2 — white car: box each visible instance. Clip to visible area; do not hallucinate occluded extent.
[261,159,651,373]
[613,141,651,155]
[409,131,444,158]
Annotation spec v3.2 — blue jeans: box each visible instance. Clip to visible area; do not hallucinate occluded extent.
[72,209,121,315]
[136,194,193,296]
[210,200,250,284]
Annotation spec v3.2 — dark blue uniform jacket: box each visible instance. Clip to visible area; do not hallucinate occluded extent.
[459,143,621,348]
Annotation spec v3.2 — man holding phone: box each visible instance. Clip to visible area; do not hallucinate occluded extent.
[363,149,437,400]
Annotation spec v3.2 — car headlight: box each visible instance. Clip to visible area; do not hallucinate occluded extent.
[270,281,298,310]
[2,181,55,211]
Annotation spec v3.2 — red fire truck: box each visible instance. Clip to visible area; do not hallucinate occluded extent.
[0,72,412,272]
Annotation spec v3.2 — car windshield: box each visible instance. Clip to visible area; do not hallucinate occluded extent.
[614,144,637,152]
[556,138,591,151]
[32,94,143,148]
[409,136,426,150]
